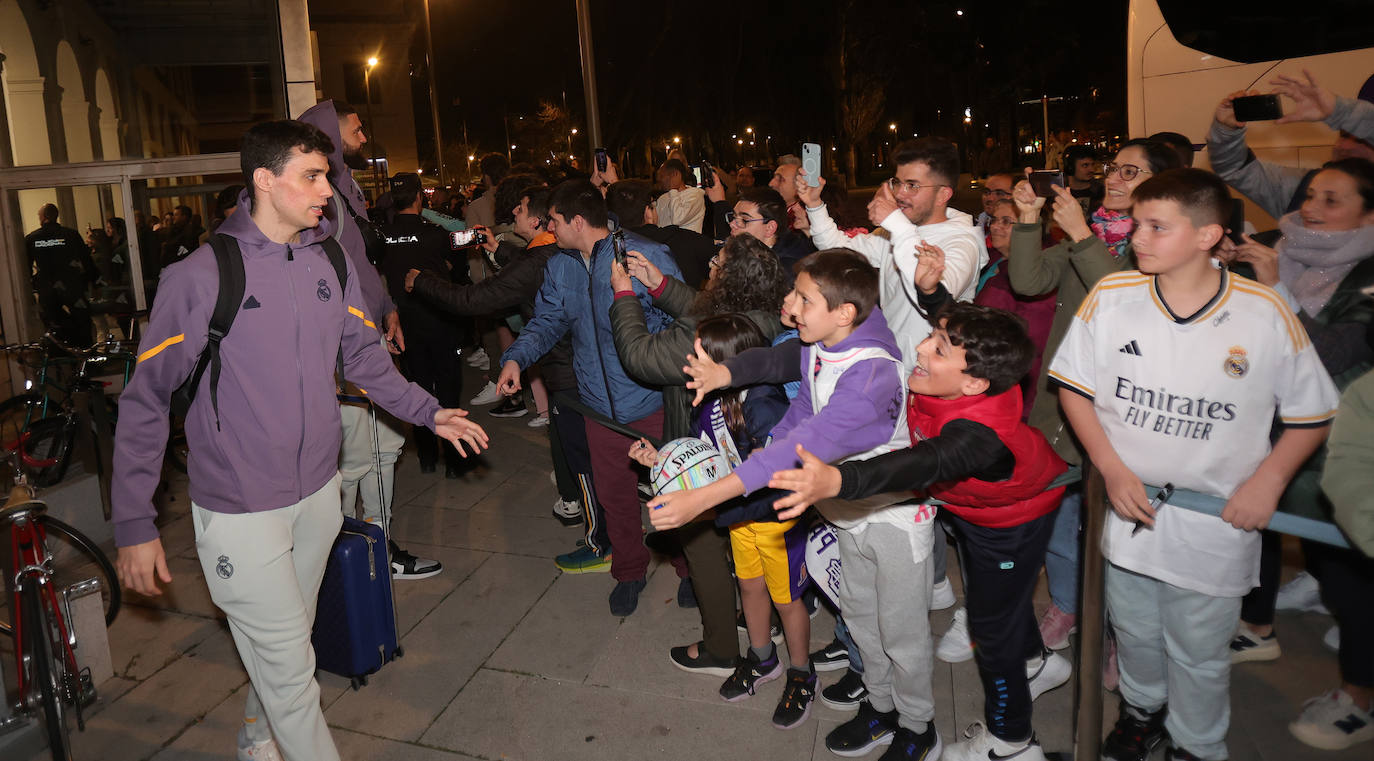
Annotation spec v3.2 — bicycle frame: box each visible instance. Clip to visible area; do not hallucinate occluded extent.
[7,504,82,716]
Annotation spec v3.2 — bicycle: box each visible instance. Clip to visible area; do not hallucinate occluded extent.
[0,442,121,760]
[0,334,138,496]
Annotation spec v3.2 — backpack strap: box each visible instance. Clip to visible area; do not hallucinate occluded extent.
[194,234,245,430]
[319,236,351,384]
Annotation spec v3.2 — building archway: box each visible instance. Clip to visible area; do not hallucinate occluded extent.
[0,0,56,230]
[55,39,100,230]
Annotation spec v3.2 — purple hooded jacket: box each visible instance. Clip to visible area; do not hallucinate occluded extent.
[110,196,441,547]
[730,306,906,495]
[296,99,396,325]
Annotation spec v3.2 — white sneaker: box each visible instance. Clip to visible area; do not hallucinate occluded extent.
[469,380,503,406]
[942,721,1047,761]
[552,497,581,523]
[937,608,974,663]
[465,347,490,369]
[1026,650,1072,700]
[527,412,550,428]
[1289,689,1374,751]
[1323,624,1340,652]
[931,578,956,610]
[1275,571,1329,614]
[1229,624,1280,663]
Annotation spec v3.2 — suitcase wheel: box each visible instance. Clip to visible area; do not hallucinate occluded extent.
[395,645,404,658]
[350,675,367,690]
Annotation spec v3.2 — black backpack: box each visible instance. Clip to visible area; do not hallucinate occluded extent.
[170,233,349,427]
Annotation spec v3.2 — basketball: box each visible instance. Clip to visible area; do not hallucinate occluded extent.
[649,437,729,496]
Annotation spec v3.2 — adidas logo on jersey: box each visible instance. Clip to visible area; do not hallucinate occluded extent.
[1119,340,1143,356]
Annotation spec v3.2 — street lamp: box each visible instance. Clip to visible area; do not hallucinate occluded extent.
[419,0,447,185]
[363,56,380,192]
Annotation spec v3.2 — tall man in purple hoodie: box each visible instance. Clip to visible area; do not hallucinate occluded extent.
[111,120,488,761]
[295,100,443,579]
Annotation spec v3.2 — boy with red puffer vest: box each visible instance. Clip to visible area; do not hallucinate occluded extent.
[768,292,1067,761]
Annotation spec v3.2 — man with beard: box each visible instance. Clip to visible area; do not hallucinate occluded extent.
[298,99,443,580]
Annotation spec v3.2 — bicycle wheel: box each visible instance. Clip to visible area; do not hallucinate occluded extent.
[22,581,74,760]
[0,516,120,637]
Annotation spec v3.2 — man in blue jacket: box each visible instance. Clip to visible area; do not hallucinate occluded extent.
[111,120,488,761]
[497,179,682,615]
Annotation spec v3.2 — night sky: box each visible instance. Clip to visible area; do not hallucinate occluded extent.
[419,0,1128,172]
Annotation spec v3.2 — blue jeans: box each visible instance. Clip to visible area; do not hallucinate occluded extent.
[835,614,865,674]
[1045,488,1082,614]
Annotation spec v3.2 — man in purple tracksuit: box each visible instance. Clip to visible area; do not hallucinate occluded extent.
[111,120,487,761]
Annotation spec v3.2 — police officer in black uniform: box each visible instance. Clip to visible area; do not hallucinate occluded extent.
[378,173,469,475]
[24,203,100,345]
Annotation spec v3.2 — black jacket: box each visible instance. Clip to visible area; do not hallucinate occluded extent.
[25,221,98,314]
[378,213,465,338]
[411,240,577,391]
[630,223,717,290]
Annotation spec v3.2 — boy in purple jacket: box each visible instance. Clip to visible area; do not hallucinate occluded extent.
[111,120,487,761]
[649,249,940,760]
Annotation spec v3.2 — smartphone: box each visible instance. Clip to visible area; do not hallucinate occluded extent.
[450,229,487,248]
[611,228,628,269]
[701,160,716,189]
[1232,94,1283,123]
[594,147,608,173]
[1226,198,1246,245]
[690,165,703,187]
[801,142,822,187]
[1028,170,1065,197]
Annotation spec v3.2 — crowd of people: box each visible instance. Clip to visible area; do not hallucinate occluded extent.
[86,67,1374,761]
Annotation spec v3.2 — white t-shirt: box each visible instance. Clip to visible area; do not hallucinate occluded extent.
[1049,268,1339,597]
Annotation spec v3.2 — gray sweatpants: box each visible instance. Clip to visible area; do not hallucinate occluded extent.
[193,474,344,761]
[1107,563,1241,760]
[339,401,405,529]
[837,522,936,732]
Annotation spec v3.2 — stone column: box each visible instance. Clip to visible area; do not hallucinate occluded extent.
[278,0,317,118]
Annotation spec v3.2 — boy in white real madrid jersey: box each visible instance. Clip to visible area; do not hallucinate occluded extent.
[1048,169,1340,761]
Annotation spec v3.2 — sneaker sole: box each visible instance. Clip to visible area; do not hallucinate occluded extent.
[488,409,529,418]
[1289,719,1374,751]
[552,512,583,526]
[555,561,612,574]
[1230,644,1281,664]
[721,665,783,702]
[668,652,735,677]
[819,692,865,711]
[826,731,895,757]
[1028,656,1073,700]
[813,657,850,673]
[392,568,442,581]
[936,647,974,664]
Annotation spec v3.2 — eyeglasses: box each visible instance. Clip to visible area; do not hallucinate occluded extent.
[981,188,1012,198]
[989,216,1016,226]
[887,177,949,194]
[725,211,765,226]
[1104,163,1151,181]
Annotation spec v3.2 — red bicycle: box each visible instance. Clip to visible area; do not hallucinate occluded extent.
[0,428,120,759]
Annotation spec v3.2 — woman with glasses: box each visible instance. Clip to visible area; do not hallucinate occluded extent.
[1005,137,1183,664]
[607,233,790,678]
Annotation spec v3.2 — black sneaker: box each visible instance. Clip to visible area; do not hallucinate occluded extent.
[389,541,443,580]
[825,700,898,756]
[772,668,817,729]
[668,641,735,677]
[488,396,528,418]
[877,725,942,761]
[811,637,850,672]
[719,649,783,702]
[821,668,869,711]
[1102,702,1168,761]
[736,609,782,642]
[608,578,646,616]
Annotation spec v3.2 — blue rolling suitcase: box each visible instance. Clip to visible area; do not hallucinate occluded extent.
[312,396,403,689]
